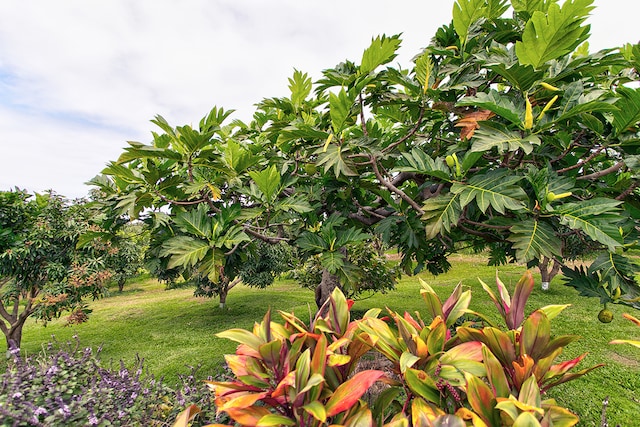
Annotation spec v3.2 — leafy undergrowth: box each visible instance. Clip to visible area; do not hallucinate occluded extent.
[4,258,640,426]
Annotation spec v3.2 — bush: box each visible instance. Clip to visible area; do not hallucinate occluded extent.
[294,241,398,298]
[0,336,216,427]
[176,270,602,427]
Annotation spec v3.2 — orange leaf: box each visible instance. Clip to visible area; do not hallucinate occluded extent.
[623,313,640,326]
[217,392,268,412]
[466,375,497,425]
[454,110,495,140]
[225,406,271,426]
[324,370,385,416]
[172,404,201,427]
[272,371,296,398]
[512,355,535,389]
[225,354,250,377]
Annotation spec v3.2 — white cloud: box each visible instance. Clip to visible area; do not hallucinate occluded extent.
[0,0,638,198]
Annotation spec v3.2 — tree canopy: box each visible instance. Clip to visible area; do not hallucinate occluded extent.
[0,190,111,348]
[94,0,640,310]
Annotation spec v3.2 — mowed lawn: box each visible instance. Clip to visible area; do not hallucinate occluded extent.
[5,255,640,426]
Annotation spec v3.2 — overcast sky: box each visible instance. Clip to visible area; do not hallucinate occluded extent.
[1,1,638,199]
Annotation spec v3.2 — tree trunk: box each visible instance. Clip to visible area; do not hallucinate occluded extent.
[5,324,24,351]
[538,256,561,291]
[219,283,229,309]
[315,268,341,313]
[0,296,32,351]
[118,277,126,292]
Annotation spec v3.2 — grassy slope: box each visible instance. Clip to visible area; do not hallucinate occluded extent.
[5,256,639,426]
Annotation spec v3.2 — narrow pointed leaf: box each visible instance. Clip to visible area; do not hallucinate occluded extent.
[518,375,541,408]
[507,270,535,329]
[466,374,498,425]
[482,346,510,398]
[404,368,441,403]
[216,329,265,352]
[257,414,296,426]
[303,400,327,422]
[324,370,385,416]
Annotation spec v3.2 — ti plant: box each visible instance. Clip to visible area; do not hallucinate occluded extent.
[177,288,387,426]
[174,271,603,427]
[457,271,604,393]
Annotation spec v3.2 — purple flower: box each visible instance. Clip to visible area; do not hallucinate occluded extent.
[88,414,99,425]
[34,407,48,416]
[58,404,71,418]
[12,392,23,399]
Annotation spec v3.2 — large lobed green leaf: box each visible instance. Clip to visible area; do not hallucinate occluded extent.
[555,199,623,251]
[249,165,281,203]
[315,144,357,178]
[396,148,450,181]
[173,205,212,239]
[451,169,528,214]
[329,88,355,134]
[453,0,508,43]
[508,219,561,263]
[516,0,595,68]
[457,90,522,126]
[160,236,210,269]
[288,69,312,108]
[612,86,640,135]
[360,34,402,75]
[470,123,541,155]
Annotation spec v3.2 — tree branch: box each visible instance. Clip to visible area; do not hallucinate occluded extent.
[391,172,417,187]
[616,181,639,200]
[556,145,604,174]
[370,157,424,215]
[381,107,425,154]
[227,276,242,291]
[0,298,15,324]
[152,189,206,206]
[243,227,289,244]
[457,223,498,241]
[460,218,511,230]
[576,161,625,181]
[359,93,368,137]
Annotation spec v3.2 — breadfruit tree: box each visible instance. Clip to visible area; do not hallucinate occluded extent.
[96,0,640,310]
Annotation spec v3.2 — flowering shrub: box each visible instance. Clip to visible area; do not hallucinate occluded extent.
[0,336,216,427]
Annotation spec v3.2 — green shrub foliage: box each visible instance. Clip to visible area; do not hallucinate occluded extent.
[294,241,399,298]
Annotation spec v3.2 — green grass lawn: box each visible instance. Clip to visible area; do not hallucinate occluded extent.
[4,255,640,426]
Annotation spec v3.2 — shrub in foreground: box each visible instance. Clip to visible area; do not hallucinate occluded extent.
[176,271,602,426]
[0,336,214,426]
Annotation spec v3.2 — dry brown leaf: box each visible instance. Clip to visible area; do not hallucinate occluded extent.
[454,110,495,140]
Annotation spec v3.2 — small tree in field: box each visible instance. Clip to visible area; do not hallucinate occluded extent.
[0,190,110,349]
[96,0,640,311]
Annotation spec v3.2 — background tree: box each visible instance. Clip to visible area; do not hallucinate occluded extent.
[96,0,640,311]
[0,190,110,349]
